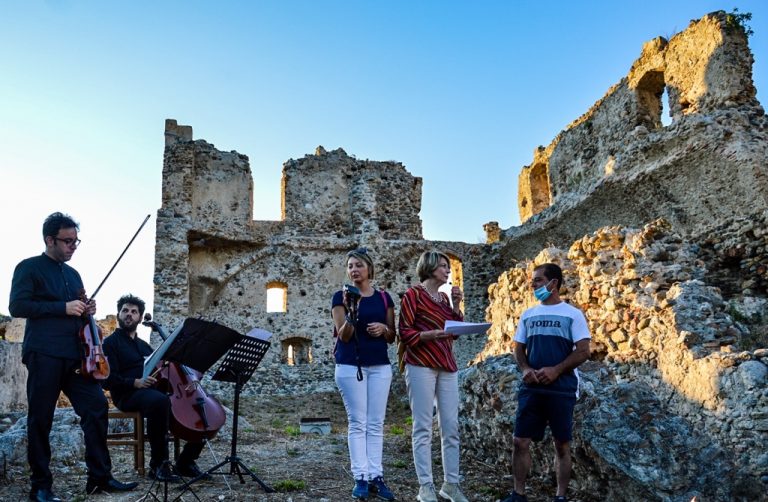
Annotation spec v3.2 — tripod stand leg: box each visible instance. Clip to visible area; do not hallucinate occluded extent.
[180,456,273,493]
[231,459,246,484]
[141,459,203,502]
[180,456,230,491]
[231,457,274,493]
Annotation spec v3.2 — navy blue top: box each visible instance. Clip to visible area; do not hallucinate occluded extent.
[332,289,393,366]
[9,253,87,362]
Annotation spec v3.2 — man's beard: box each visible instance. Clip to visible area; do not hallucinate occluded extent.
[118,317,140,331]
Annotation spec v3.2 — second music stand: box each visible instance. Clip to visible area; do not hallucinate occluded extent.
[141,318,243,502]
[181,329,273,493]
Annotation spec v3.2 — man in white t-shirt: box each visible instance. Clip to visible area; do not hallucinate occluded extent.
[502,263,591,502]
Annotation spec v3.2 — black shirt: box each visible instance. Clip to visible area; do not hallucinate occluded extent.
[9,253,86,361]
[102,328,154,406]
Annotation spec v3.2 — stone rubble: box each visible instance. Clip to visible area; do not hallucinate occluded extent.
[468,218,768,498]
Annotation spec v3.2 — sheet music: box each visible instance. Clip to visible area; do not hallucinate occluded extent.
[444,320,492,336]
[245,327,273,341]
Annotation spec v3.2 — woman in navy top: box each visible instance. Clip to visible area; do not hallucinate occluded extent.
[331,248,396,501]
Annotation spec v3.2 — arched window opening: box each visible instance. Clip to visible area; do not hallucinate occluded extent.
[281,337,312,366]
[266,281,287,313]
[634,70,666,129]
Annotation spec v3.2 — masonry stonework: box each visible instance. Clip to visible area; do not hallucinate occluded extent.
[468,11,768,496]
[153,125,498,395]
[514,11,766,259]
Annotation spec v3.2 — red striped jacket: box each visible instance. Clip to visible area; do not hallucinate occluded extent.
[398,285,463,372]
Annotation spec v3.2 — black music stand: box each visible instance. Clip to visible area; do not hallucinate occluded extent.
[146,318,243,376]
[181,329,273,493]
[141,319,243,502]
[143,463,201,502]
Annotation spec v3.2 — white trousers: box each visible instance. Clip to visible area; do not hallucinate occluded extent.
[335,364,393,479]
[405,363,461,485]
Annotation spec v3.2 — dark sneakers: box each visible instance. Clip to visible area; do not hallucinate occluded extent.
[500,492,529,502]
[352,477,369,499]
[85,477,139,494]
[368,476,396,501]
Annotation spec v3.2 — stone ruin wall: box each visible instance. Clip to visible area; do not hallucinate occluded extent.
[0,318,27,412]
[154,121,500,396]
[511,11,766,260]
[0,317,117,410]
[460,11,768,497]
[463,219,768,498]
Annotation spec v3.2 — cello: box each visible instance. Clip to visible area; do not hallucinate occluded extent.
[142,314,226,442]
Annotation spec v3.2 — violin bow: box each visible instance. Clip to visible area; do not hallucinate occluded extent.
[89,214,151,301]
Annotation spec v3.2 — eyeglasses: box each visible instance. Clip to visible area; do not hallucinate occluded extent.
[347,247,368,257]
[53,237,81,247]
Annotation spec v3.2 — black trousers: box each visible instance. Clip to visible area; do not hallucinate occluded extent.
[25,352,112,490]
[118,388,204,469]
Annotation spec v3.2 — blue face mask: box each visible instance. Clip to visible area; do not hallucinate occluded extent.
[533,279,554,302]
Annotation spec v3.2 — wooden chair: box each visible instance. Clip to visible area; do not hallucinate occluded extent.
[107,410,145,475]
[106,409,182,476]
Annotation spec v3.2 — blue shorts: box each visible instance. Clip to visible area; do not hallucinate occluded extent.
[514,389,576,442]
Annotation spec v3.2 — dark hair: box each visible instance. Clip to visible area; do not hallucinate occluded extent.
[117,294,146,317]
[417,250,451,281]
[533,263,563,290]
[42,212,79,239]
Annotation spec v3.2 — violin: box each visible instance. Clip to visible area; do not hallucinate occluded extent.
[78,289,110,380]
[142,314,226,442]
[75,214,151,380]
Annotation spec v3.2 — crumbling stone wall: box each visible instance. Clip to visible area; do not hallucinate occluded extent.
[513,11,766,260]
[0,341,26,411]
[0,316,116,410]
[466,219,768,495]
[465,11,768,497]
[154,122,499,394]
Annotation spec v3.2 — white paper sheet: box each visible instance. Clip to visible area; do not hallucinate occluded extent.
[444,320,492,335]
[245,327,273,341]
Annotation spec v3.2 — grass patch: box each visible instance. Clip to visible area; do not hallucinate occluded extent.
[389,425,405,435]
[272,479,306,492]
[391,459,408,468]
[284,425,300,436]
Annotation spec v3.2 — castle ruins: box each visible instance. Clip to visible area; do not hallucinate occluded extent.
[1,9,766,499]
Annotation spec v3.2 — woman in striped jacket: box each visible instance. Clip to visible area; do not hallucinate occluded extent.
[398,251,468,502]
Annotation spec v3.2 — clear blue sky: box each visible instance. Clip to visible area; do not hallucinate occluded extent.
[2,1,766,321]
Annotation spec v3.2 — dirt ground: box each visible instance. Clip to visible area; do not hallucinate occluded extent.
[0,380,581,502]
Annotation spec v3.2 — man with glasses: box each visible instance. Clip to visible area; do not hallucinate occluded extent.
[9,212,138,502]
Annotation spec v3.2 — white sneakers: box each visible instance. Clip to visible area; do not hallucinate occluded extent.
[439,482,469,502]
[417,481,469,502]
[417,483,438,502]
